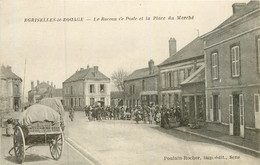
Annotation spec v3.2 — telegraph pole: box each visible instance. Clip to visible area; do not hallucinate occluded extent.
[22,57,27,112]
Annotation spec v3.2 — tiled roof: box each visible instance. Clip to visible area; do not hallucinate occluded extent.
[124,66,159,81]
[0,65,22,80]
[64,67,110,83]
[110,91,124,99]
[159,37,204,67]
[215,1,260,30]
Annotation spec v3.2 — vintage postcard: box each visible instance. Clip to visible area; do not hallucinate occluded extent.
[0,0,260,164]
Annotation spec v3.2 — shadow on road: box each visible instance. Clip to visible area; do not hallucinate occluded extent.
[5,154,52,164]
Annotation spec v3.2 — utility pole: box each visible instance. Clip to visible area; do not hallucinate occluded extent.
[22,57,27,112]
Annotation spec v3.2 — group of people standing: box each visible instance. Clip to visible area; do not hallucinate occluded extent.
[73,103,182,129]
[133,104,181,128]
[83,104,132,121]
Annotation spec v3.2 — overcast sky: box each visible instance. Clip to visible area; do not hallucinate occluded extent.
[0,0,249,96]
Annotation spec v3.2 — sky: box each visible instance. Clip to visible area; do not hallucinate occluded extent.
[0,0,250,97]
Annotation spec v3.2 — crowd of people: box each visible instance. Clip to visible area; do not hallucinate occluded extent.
[69,103,183,128]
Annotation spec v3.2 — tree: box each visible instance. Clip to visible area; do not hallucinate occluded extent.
[111,69,128,91]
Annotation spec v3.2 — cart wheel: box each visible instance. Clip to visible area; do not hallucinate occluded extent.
[49,129,64,160]
[13,126,25,164]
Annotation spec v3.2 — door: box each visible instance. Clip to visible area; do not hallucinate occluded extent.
[233,95,240,136]
[218,95,222,122]
[213,95,219,121]
[229,95,234,135]
[255,94,260,129]
[239,94,245,138]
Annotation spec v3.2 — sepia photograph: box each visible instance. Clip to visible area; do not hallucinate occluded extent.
[0,0,260,164]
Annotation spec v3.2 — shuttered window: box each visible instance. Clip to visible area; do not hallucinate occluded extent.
[231,46,240,77]
[211,52,218,79]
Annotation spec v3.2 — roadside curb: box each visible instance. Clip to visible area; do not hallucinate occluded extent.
[65,137,101,165]
[173,128,260,158]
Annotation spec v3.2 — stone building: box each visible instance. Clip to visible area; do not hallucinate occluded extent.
[201,1,260,140]
[158,37,206,123]
[63,66,110,110]
[0,65,22,112]
[124,60,159,107]
[28,80,62,104]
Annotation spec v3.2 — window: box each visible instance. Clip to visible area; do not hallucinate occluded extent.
[162,95,166,106]
[90,84,95,93]
[79,98,81,107]
[167,72,172,87]
[100,84,105,93]
[173,71,178,87]
[161,73,166,89]
[211,52,218,79]
[231,46,240,77]
[90,98,95,106]
[142,80,145,91]
[179,70,185,84]
[254,94,260,129]
[132,85,135,94]
[14,84,19,95]
[169,94,172,107]
[101,97,105,105]
[257,38,260,73]
[187,68,192,77]
[129,85,132,94]
[70,86,73,94]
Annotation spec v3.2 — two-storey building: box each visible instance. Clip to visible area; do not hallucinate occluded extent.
[124,60,159,107]
[158,37,206,123]
[0,65,22,112]
[201,1,260,141]
[63,66,110,110]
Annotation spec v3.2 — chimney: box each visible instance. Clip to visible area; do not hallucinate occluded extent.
[232,3,246,14]
[37,80,40,86]
[51,82,53,87]
[80,67,84,71]
[31,81,34,90]
[169,37,176,57]
[94,66,98,76]
[148,59,155,75]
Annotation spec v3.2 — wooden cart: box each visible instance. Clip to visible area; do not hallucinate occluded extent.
[13,121,64,164]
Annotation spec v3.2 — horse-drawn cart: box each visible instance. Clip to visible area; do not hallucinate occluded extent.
[12,103,64,164]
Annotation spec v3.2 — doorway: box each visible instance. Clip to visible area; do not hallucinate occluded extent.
[233,94,240,136]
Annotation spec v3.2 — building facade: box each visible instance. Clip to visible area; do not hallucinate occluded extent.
[124,60,159,107]
[0,65,22,112]
[28,80,62,104]
[202,1,260,141]
[110,91,124,107]
[63,66,110,110]
[158,37,206,123]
